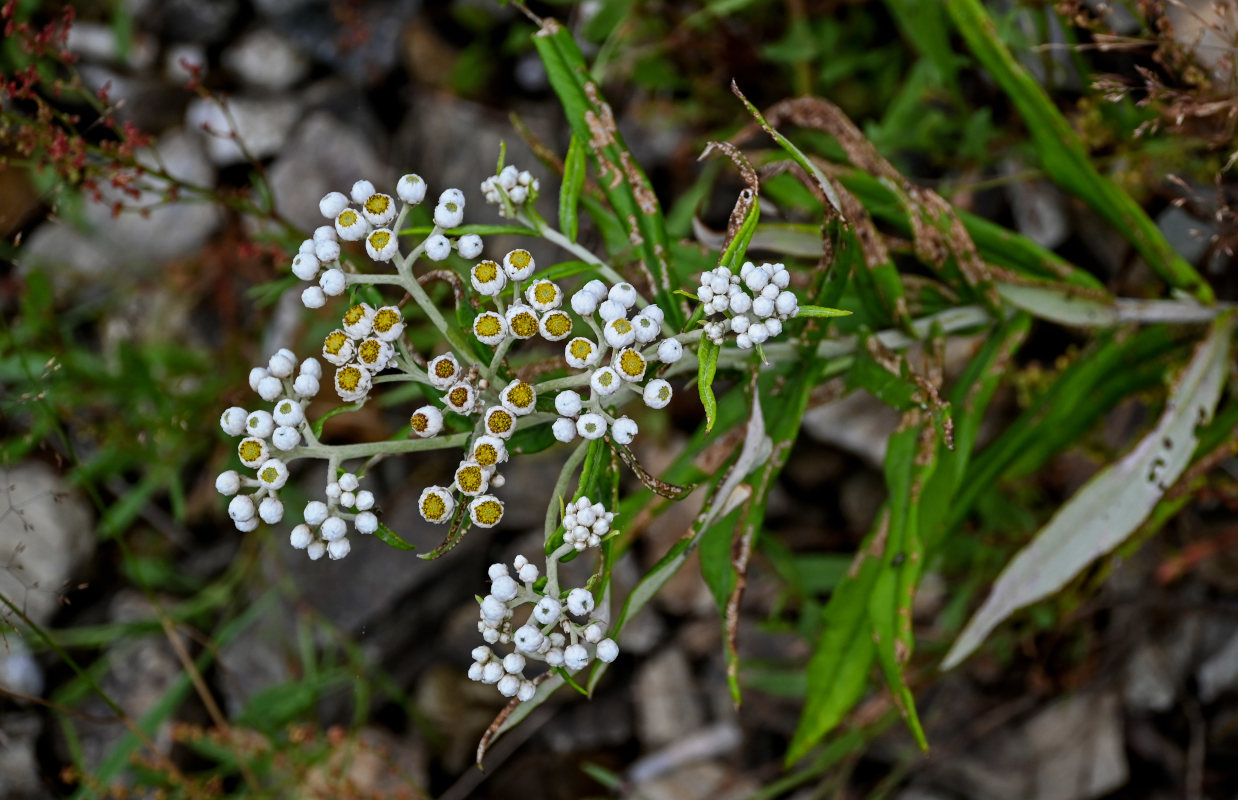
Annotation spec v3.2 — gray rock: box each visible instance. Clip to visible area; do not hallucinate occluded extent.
[0,463,94,627]
[1123,640,1176,712]
[1003,162,1070,250]
[273,0,418,82]
[1157,205,1215,266]
[186,95,302,165]
[0,713,48,800]
[223,28,310,91]
[633,648,705,748]
[802,389,902,469]
[1197,627,1238,703]
[66,22,156,69]
[0,637,44,698]
[159,0,238,43]
[267,111,390,233]
[165,42,208,85]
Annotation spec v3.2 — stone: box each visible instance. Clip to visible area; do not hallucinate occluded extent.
[0,713,48,800]
[223,28,310,91]
[1157,205,1215,266]
[0,637,44,698]
[0,463,94,627]
[1003,161,1069,250]
[267,111,390,233]
[1123,640,1176,712]
[1197,627,1238,703]
[633,648,704,748]
[631,761,757,800]
[165,42,208,85]
[187,95,302,165]
[272,0,418,82]
[158,0,238,43]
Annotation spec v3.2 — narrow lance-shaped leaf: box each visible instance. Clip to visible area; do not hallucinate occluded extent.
[559,133,586,243]
[698,336,721,432]
[943,313,1235,669]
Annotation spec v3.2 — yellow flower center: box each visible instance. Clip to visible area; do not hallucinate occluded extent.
[473,499,503,526]
[260,466,278,484]
[473,442,499,467]
[543,312,572,338]
[506,382,534,409]
[358,339,383,365]
[343,304,367,327]
[510,311,538,338]
[410,412,429,432]
[368,229,391,250]
[238,440,264,463]
[373,307,401,333]
[421,493,447,521]
[337,366,362,391]
[434,358,457,380]
[508,249,531,269]
[324,330,348,355]
[597,371,615,387]
[448,386,471,408]
[487,409,513,435]
[475,314,503,338]
[610,319,632,335]
[278,401,295,415]
[456,465,484,494]
[656,385,671,401]
[619,349,646,377]
[569,339,594,360]
[338,209,359,227]
[533,281,558,304]
[364,194,390,216]
[475,261,499,282]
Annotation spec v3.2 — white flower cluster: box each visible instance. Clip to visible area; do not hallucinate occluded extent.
[217,350,320,532]
[291,176,484,309]
[468,249,579,345]
[468,498,620,702]
[697,261,799,348]
[552,280,683,445]
[480,164,539,218]
[288,471,379,561]
[321,302,406,403]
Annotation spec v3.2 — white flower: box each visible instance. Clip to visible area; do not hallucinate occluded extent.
[481,661,503,683]
[518,561,539,583]
[215,471,241,496]
[582,279,607,300]
[365,228,398,261]
[470,260,507,296]
[425,233,452,261]
[571,290,598,316]
[656,338,683,364]
[291,253,319,281]
[361,192,396,227]
[590,367,621,397]
[553,417,576,442]
[525,279,562,312]
[325,482,342,501]
[322,330,355,366]
[433,200,464,229]
[603,318,636,349]
[566,587,595,616]
[584,622,604,643]
[320,516,347,542]
[319,269,346,297]
[315,239,341,264]
[327,538,351,560]
[565,337,600,369]
[471,435,508,468]
[272,426,300,450]
[749,323,769,345]
[473,311,508,346]
[267,354,294,380]
[608,282,638,308]
[613,348,647,382]
[454,460,490,496]
[370,306,404,343]
[469,495,504,528]
[299,239,316,256]
[504,305,540,340]
[409,405,443,438]
[443,381,478,415]
[228,494,255,523]
[258,496,284,525]
[644,304,664,326]
[539,310,574,341]
[752,296,775,318]
[301,286,326,309]
[596,638,619,663]
[533,596,561,625]
[306,541,326,560]
[354,337,394,373]
[598,299,625,322]
[497,165,518,191]
[235,516,259,533]
[427,354,461,389]
[257,376,283,401]
[491,575,519,603]
[342,303,375,338]
[237,437,269,468]
[319,191,349,219]
[355,490,375,511]
[555,390,583,417]
[313,225,337,244]
[502,249,535,281]
[775,290,798,317]
[419,486,455,524]
[334,208,369,241]
[576,413,606,440]
[290,524,312,549]
[736,333,752,349]
[497,674,520,697]
[484,406,517,439]
[299,358,322,379]
[397,173,426,205]
[302,500,328,526]
[611,416,638,445]
[457,233,484,259]
[271,398,303,427]
[643,379,673,409]
[563,644,590,671]
[355,511,378,534]
[499,380,537,416]
[339,473,359,492]
[256,458,289,490]
[220,406,248,437]
[513,625,544,653]
[517,681,536,702]
[729,292,752,315]
[350,179,376,204]
[765,318,783,337]
[631,313,659,344]
[334,365,372,403]
[546,648,564,666]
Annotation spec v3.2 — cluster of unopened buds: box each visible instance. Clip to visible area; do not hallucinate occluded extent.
[697,261,799,348]
[468,496,619,703]
[480,164,539,217]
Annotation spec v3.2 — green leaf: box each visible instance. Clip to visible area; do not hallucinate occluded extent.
[559,134,586,243]
[697,337,721,432]
[797,305,853,318]
[944,313,1236,669]
[946,0,1213,304]
[311,400,365,438]
[373,521,415,551]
